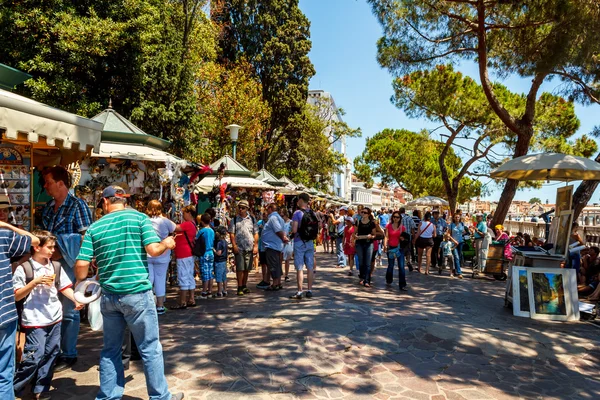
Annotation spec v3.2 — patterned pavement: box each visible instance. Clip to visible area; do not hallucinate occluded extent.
[42,250,600,399]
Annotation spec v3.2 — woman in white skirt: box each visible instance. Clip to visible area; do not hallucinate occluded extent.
[280,208,294,282]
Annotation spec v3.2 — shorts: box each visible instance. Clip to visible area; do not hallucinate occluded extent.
[234,250,254,272]
[214,261,228,283]
[294,240,315,271]
[177,257,196,290]
[266,248,282,279]
[259,251,267,266]
[416,237,434,249]
[198,252,215,282]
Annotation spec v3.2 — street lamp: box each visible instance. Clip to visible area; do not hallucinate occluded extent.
[226,124,242,160]
[314,174,321,190]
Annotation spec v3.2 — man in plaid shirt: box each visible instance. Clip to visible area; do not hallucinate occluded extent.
[399,207,416,270]
[41,166,93,372]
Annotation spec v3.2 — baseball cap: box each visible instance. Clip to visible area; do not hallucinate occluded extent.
[340,206,348,211]
[432,209,440,213]
[238,200,249,208]
[97,185,130,208]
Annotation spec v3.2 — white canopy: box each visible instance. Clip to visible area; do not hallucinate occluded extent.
[406,196,449,207]
[95,142,186,164]
[0,88,102,151]
[194,175,275,193]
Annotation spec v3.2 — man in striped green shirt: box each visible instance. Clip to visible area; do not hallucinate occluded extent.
[75,186,183,400]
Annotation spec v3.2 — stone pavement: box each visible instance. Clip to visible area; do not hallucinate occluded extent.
[43,250,600,400]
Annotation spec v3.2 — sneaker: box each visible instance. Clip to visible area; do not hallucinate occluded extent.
[54,357,77,372]
[399,286,408,292]
[305,291,313,299]
[156,307,166,315]
[222,291,228,297]
[237,289,244,296]
[290,291,303,299]
[256,281,270,289]
[242,287,250,294]
[284,276,290,282]
[171,393,185,400]
[215,292,223,297]
[200,292,208,299]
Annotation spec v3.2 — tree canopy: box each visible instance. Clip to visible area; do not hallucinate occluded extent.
[368,0,600,223]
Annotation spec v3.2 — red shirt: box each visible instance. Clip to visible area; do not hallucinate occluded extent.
[174,221,197,259]
[386,224,406,248]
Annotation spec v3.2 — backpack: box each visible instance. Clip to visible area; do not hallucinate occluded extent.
[16,260,62,323]
[298,209,319,241]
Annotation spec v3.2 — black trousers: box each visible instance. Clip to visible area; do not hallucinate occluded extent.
[431,236,443,268]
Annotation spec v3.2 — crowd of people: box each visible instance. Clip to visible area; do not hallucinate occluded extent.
[1,166,594,400]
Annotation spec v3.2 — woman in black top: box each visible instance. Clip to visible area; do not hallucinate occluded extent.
[352,207,378,287]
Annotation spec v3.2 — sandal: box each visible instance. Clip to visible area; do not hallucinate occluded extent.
[364,283,371,288]
[265,286,277,291]
[170,304,187,310]
[187,302,197,307]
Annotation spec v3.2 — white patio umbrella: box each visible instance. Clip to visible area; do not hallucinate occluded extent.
[490,153,600,181]
[406,196,449,207]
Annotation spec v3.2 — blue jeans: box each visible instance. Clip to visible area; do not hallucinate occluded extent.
[0,320,17,400]
[59,258,79,359]
[386,247,406,288]
[335,236,346,267]
[356,241,373,284]
[98,290,171,400]
[569,251,581,273]
[14,323,61,395]
[452,242,464,276]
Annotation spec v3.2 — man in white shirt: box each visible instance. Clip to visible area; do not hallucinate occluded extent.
[333,207,348,268]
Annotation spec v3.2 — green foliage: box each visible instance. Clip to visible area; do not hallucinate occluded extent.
[529,197,542,204]
[211,0,316,168]
[354,128,481,204]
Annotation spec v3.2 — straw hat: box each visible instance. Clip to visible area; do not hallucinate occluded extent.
[0,195,11,210]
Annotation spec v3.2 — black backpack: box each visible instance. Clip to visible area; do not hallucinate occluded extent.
[298,209,319,241]
[16,260,62,323]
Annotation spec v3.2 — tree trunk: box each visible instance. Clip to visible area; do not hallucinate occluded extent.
[491,125,533,227]
[572,151,600,220]
[448,191,457,218]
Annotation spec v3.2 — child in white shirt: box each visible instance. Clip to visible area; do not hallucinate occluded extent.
[12,231,81,400]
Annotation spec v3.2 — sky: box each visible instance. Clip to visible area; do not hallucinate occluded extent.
[298,0,600,205]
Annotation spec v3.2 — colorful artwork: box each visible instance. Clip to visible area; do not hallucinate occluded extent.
[511,266,530,318]
[527,268,579,321]
[555,185,573,215]
[554,212,573,258]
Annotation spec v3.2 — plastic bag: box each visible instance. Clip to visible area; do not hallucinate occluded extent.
[88,298,103,331]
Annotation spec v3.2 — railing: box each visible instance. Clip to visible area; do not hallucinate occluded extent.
[503,220,600,246]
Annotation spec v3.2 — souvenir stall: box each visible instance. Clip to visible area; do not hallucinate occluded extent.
[73,106,191,222]
[193,155,275,224]
[492,153,600,321]
[0,86,103,230]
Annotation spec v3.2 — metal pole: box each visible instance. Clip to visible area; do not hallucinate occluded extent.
[232,141,238,160]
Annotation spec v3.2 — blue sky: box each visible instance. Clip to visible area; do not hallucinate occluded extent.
[298,0,600,204]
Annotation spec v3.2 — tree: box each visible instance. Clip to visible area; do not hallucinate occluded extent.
[529,197,542,205]
[354,128,482,210]
[367,0,600,226]
[192,60,270,169]
[0,0,216,152]
[392,64,593,213]
[210,0,316,169]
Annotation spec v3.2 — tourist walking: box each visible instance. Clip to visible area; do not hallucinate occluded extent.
[449,213,468,279]
[472,213,487,271]
[256,211,270,289]
[343,217,356,276]
[411,210,422,264]
[384,211,408,290]
[262,204,288,291]
[280,209,294,282]
[333,207,347,268]
[146,200,176,315]
[353,207,377,287]
[213,226,229,297]
[172,205,198,309]
[430,210,447,271]
[75,185,183,400]
[414,211,436,275]
[399,208,416,271]
[228,200,258,296]
[197,213,215,299]
[41,166,93,373]
[290,193,318,299]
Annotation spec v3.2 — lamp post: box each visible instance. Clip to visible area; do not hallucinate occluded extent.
[314,174,321,190]
[226,124,242,160]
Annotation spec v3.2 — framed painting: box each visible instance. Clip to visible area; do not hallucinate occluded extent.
[555,185,573,215]
[527,268,579,321]
[512,266,530,318]
[553,211,573,258]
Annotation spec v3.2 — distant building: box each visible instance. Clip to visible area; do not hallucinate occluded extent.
[307,90,349,199]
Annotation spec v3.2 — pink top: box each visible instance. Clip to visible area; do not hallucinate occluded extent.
[344,225,355,247]
[386,224,406,247]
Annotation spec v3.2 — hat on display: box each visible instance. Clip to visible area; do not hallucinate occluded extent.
[238,200,250,208]
[0,195,11,210]
[96,186,130,208]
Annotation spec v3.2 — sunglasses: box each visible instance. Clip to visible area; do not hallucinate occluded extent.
[392,216,400,218]
[361,211,368,214]
[239,206,248,210]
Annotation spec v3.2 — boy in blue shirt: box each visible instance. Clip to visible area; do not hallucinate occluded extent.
[197,213,215,299]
